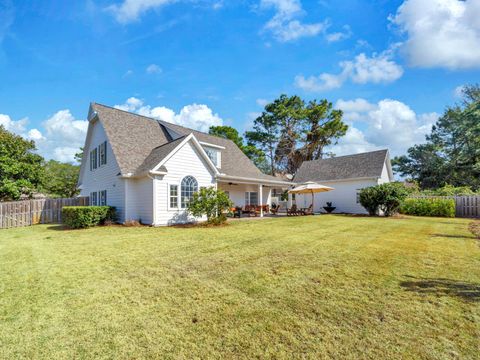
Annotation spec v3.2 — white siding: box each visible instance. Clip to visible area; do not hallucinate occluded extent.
[219,183,272,208]
[296,179,378,214]
[154,140,216,226]
[378,162,391,184]
[126,177,153,224]
[79,120,126,222]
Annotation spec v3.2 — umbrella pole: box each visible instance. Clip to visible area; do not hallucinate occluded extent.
[311,191,314,209]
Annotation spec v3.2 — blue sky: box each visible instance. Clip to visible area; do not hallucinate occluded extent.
[0,0,479,162]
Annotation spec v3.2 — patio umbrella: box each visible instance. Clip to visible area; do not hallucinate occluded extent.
[288,181,335,210]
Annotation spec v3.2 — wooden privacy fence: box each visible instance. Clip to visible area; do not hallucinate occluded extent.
[0,197,89,229]
[409,195,480,218]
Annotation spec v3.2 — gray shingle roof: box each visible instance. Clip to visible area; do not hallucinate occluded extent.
[294,149,390,183]
[134,136,186,176]
[90,103,283,182]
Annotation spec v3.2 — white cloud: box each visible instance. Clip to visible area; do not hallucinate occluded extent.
[146,64,162,74]
[107,0,176,24]
[295,72,344,92]
[325,25,352,43]
[256,98,269,107]
[391,0,480,69]
[260,0,328,42]
[39,110,89,162]
[0,114,28,134]
[114,97,223,132]
[0,110,88,163]
[295,50,403,92]
[330,98,439,156]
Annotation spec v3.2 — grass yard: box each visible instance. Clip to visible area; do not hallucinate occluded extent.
[0,215,479,359]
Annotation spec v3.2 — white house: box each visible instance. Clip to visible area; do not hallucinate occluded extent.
[293,150,394,214]
[78,103,292,226]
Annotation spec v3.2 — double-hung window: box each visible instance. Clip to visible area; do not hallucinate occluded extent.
[245,192,258,206]
[99,190,107,206]
[99,141,107,166]
[90,192,98,206]
[90,148,98,171]
[169,185,178,208]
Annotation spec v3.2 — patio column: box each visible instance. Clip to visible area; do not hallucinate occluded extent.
[258,184,263,217]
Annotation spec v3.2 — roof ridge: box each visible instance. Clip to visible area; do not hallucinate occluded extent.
[93,102,215,138]
[305,149,388,164]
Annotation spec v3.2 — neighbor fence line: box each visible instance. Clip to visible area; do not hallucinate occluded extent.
[409,195,480,218]
[0,197,89,229]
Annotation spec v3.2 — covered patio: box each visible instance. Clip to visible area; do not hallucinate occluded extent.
[217,175,292,218]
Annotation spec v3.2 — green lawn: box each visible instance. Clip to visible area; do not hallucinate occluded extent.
[1,216,479,359]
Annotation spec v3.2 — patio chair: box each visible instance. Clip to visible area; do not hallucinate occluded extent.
[303,204,314,216]
[287,204,298,216]
[270,204,281,215]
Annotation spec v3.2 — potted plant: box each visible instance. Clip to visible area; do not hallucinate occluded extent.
[323,202,336,214]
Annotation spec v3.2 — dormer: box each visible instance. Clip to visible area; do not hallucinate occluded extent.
[200,141,225,169]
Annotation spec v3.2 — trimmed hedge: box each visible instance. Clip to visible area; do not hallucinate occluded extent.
[400,198,455,218]
[62,206,116,229]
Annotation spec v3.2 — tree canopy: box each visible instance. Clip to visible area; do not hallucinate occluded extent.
[40,160,80,198]
[393,84,480,190]
[245,95,347,175]
[209,125,269,172]
[0,125,45,201]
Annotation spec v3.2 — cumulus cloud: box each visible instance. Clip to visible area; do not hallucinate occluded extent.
[295,50,403,91]
[329,98,439,156]
[0,110,88,163]
[107,0,176,24]
[260,0,328,42]
[114,97,223,132]
[391,0,480,69]
[146,64,162,74]
[325,25,352,43]
[39,110,89,162]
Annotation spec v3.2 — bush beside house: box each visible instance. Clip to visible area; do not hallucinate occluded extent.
[400,198,455,218]
[359,183,409,217]
[62,206,116,229]
[187,187,232,225]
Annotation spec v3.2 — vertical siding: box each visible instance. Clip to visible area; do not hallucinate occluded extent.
[154,141,216,226]
[79,120,126,222]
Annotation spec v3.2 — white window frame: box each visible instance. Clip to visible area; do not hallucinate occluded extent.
[90,191,98,206]
[245,192,258,206]
[180,176,198,209]
[99,141,107,166]
[168,183,179,210]
[90,148,98,171]
[99,190,107,206]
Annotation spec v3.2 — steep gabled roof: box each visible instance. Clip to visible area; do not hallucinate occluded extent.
[294,149,391,183]
[88,103,283,182]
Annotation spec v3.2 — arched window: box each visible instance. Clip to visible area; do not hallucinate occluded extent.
[181,176,198,208]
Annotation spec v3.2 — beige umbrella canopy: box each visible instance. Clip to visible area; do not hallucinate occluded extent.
[288,181,335,209]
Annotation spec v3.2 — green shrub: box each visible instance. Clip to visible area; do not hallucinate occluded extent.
[359,183,409,216]
[187,187,232,225]
[62,206,116,229]
[359,186,383,216]
[400,198,455,218]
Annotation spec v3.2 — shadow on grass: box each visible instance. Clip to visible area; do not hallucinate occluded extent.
[47,225,69,231]
[400,276,480,302]
[431,233,477,240]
